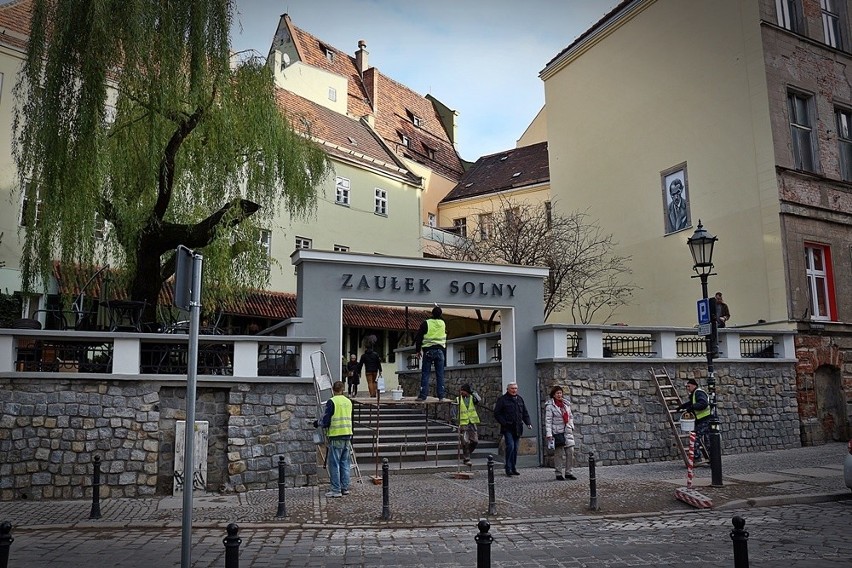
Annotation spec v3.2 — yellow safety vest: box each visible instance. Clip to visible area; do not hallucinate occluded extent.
[423,319,447,348]
[693,389,711,420]
[327,395,353,437]
[456,396,480,426]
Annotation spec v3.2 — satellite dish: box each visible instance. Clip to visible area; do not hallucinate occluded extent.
[281,53,291,67]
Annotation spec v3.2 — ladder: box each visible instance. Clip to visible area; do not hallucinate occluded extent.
[310,350,362,484]
[650,368,707,467]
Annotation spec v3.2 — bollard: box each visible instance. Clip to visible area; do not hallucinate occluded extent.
[223,523,241,568]
[730,515,749,568]
[0,521,13,568]
[486,454,496,516]
[475,518,493,568]
[89,455,102,519]
[381,458,391,520]
[275,456,287,518]
[588,451,598,511]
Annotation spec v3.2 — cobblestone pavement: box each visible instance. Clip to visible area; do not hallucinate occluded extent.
[5,502,851,567]
[1,443,850,566]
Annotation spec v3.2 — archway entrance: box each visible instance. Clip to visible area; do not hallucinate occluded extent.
[815,364,849,441]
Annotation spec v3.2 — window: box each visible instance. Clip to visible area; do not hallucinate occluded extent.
[374,188,387,215]
[328,87,337,102]
[400,133,410,148]
[335,176,350,205]
[406,110,421,127]
[821,0,846,49]
[333,244,349,252]
[777,0,804,33]
[427,212,436,227]
[804,243,837,320]
[322,46,335,62]
[258,229,272,269]
[295,236,312,250]
[424,145,436,160]
[453,217,467,238]
[478,213,493,240]
[505,207,521,230]
[94,212,106,240]
[836,108,852,180]
[19,181,42,227]
[788,91,817,172]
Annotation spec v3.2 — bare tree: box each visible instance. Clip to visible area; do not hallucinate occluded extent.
[438,198,636,323]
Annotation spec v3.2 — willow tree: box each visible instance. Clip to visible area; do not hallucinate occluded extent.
[13,0,330,316]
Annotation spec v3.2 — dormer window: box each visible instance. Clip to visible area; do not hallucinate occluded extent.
[321,44,335,62]
[406,110,421,127]
[423,144,436,160]
[512,172,521,178]
[500,155,508,161]
[400,133,410,148]
[347,136,357,146]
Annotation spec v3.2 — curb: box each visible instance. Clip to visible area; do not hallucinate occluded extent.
[716,491,852,510]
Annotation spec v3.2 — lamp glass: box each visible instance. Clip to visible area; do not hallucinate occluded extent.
[687,222,717,275]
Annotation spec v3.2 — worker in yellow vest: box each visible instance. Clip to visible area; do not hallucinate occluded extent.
[317,381,353,497]
[414,306,447,401]
[676,378,711,463]
[454,383,480,465]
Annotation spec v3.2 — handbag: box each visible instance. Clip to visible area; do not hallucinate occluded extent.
[554,432,566,447]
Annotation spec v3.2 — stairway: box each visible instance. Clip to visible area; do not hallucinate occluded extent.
[650,368,707,467]
[351,400,500,475]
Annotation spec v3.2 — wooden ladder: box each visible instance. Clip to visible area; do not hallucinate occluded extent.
[650,368,705,467]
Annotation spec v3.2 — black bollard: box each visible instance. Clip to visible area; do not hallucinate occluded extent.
[0,521,13,568]
[475,518,493,568]
[486,454,496,516]
[730,516,749,568]
[588,451,598,511]
[275,456,287,518]
[89,455,102,519]
[223,523,241,568]
[381,458,391,520]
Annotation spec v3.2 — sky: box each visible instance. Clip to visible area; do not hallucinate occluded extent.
[231,0,620,162]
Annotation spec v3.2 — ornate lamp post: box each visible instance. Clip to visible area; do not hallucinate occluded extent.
[687,220,723,486]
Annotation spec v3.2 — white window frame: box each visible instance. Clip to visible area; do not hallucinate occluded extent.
[94,212,107,241]
[777,0,804,32]
[478,213,493,240]
[788,91,817,172]
[333,244,349,252]
[335,176,350,205]
[821,0,845,49]
[453,217,467,238]
[400,133,410,148]
[427,213,436,227]
[295,236,312,250]
[804,243,834,320]
[259,229,272,270]
[836,107,852,180]
[328,86,337,102]
[374,188,387,215]
[19,181,42,227]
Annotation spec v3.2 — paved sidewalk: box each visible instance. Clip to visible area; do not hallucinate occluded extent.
[2,442,849,530]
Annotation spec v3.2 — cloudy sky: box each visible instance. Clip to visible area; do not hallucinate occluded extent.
[231,0,619,162]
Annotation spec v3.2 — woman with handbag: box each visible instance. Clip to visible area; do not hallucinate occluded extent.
[545,384,576,481]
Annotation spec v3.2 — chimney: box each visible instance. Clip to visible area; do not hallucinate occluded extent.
[355,40,369,77]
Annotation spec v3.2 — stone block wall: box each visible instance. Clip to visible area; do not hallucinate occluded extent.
[0,377,318,501]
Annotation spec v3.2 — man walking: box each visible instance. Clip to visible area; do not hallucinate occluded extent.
[317,380,353,497]
[493,382,532,477]
[676,378,711,463]
[414,306,447,401]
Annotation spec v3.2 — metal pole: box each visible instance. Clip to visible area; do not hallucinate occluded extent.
[588,451,598,511]
[181,252,203,568]
[275,456,287,518]
[701,274,723,487]
[381,458,391,520]
[475,518,493,568]
[730,516,749,568]
[486,454,496,516]
[0,521,13,568]
[223,523,241,568]
[89,455,101,519]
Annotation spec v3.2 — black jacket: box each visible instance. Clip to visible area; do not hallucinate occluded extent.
[358,350,382,374]
[677,388,709,420]
[493,393,531,437]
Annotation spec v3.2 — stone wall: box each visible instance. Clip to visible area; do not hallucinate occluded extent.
[0,378,318,501]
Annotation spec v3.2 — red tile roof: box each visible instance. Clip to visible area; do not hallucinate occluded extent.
[282,15,465,181]
[441,142,549,203]
[0,0,33,51]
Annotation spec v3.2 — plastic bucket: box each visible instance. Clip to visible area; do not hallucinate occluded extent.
[391,389,403,401]
[680,416,695,432]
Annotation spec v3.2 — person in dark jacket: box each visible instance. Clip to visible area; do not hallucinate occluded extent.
[493,382,532,477]
[357,345,382,398]
[676,379,711,463]
[345,353,359,397]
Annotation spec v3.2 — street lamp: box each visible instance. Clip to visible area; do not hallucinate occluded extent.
[687,220,723,487]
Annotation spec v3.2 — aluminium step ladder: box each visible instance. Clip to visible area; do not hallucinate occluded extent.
[650,368,707,467]
[310,350,362,484]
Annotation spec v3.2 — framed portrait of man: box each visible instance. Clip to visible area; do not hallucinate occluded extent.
[661,163,691,235]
